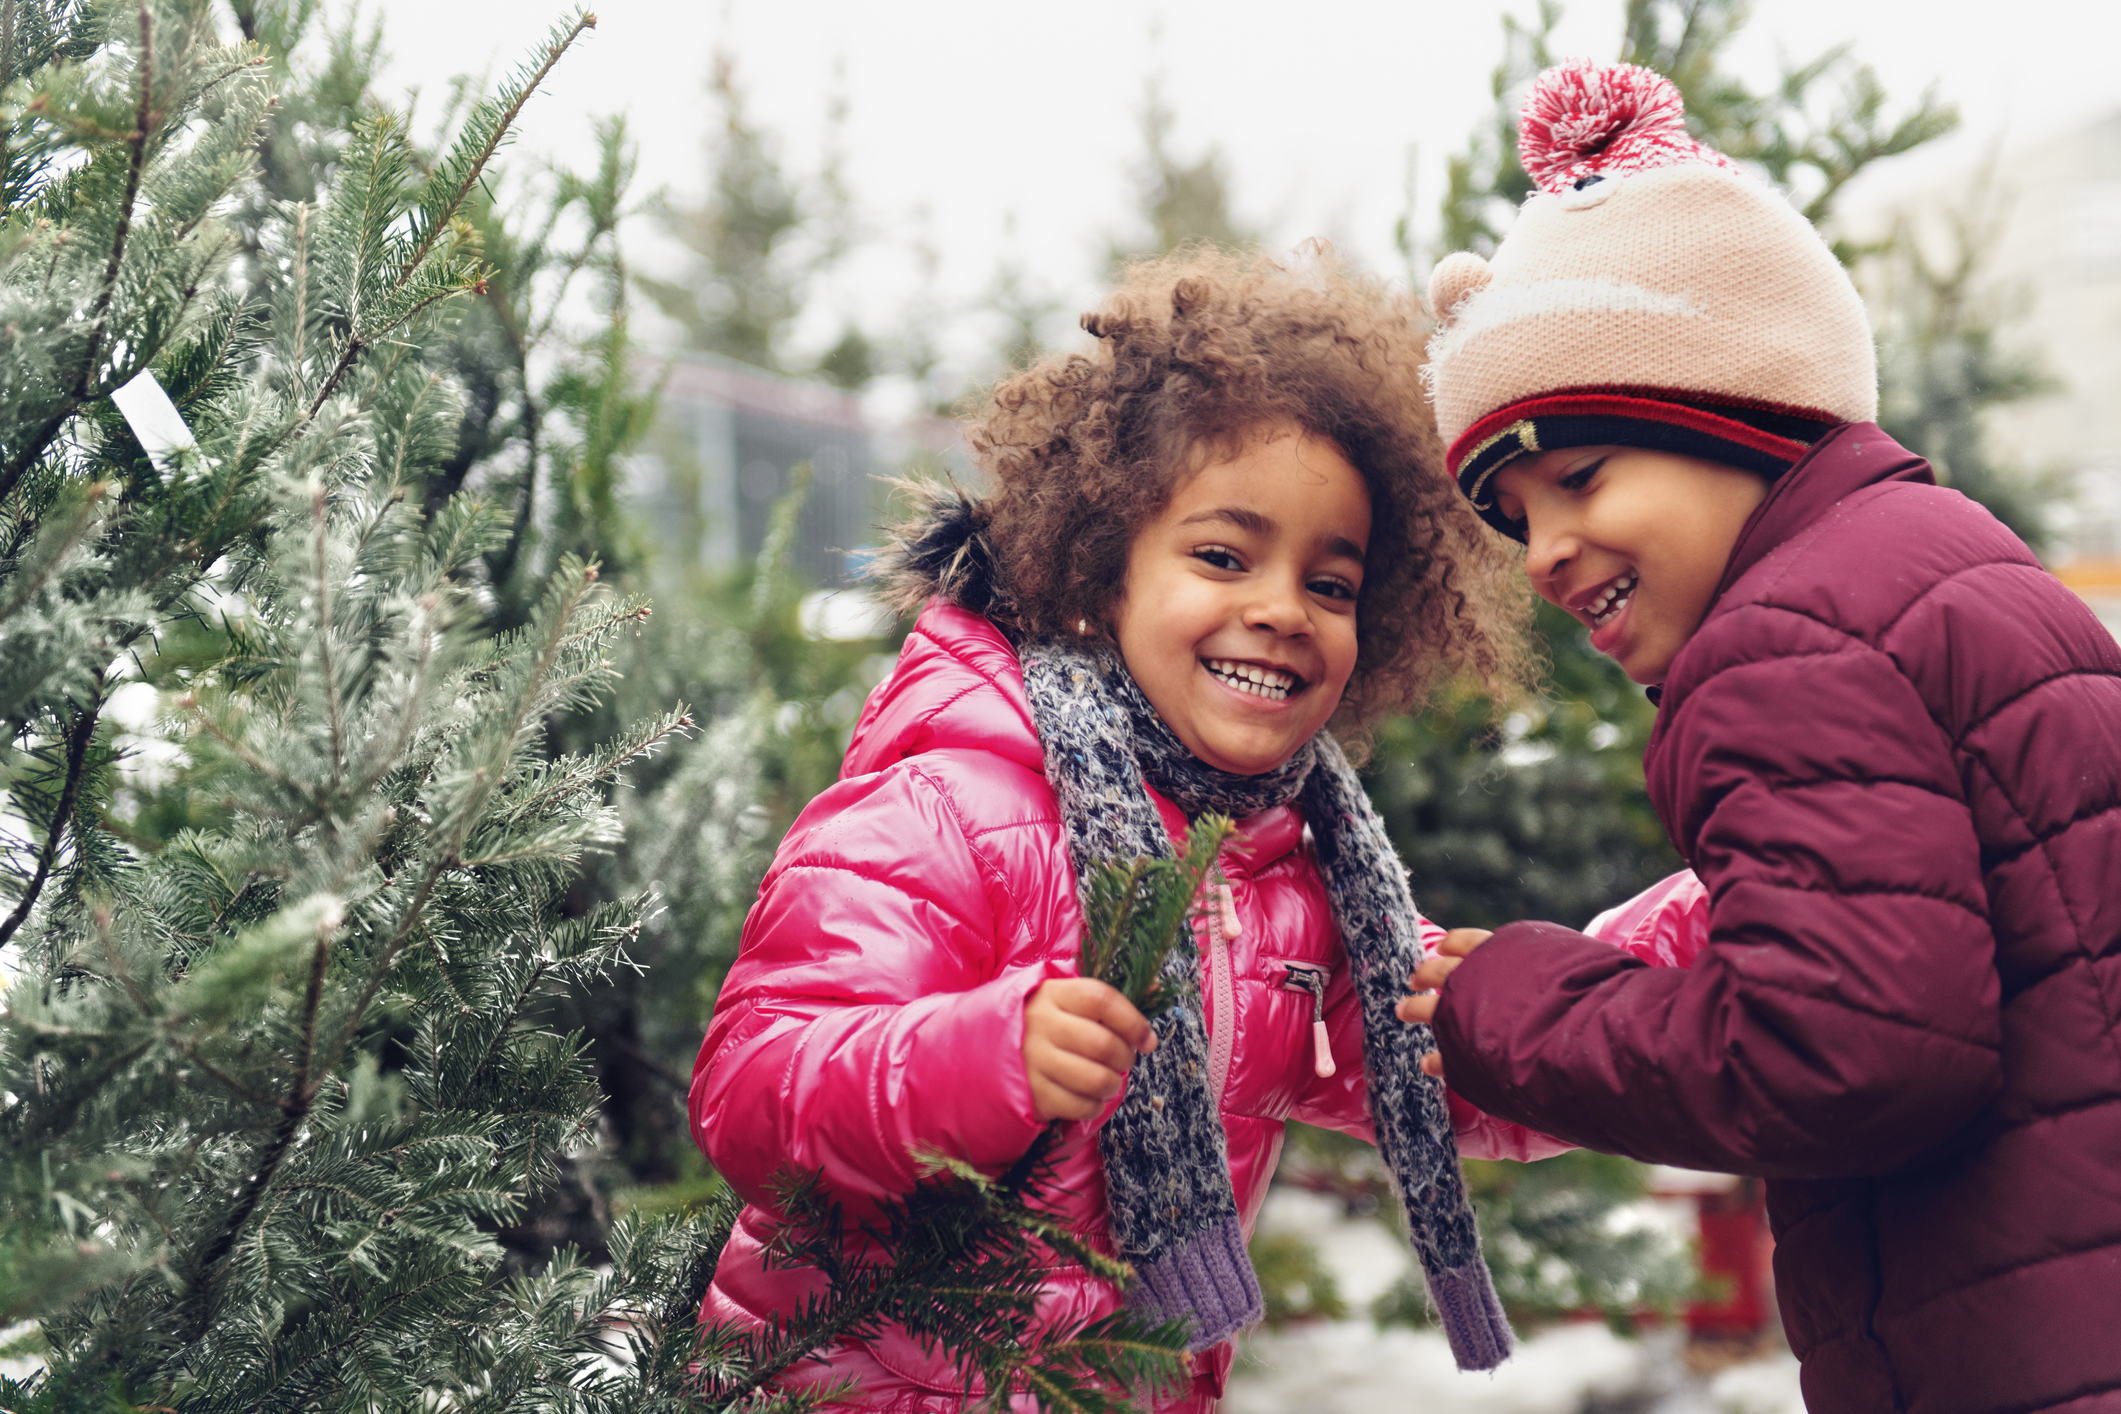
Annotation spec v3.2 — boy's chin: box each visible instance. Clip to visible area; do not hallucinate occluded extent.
[1610,642,1679,687]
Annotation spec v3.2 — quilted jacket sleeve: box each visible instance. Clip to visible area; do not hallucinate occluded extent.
[691,763,1060,1212]
[1434,623,2003,1179]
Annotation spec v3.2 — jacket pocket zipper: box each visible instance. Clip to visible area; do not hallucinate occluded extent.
[1279,963,1337,1079]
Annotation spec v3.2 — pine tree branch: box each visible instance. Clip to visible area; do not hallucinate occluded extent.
[184,705,328,814]
[310,483,346,793]
[299,15,599,425]
[0,693,103,950]
[183,918,336,1334]
[319,566,600,1081]
[166,1036,289,1111]
[348,607,439,799]
[0,483,107,625]
[400,13,597,290]
[73,4,155,401]
[302,291,455,420]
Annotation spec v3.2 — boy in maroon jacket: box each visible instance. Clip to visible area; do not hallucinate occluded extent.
[1402,60,2121,1414]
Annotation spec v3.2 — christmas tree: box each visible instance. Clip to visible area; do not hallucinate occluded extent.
[0,6,1187,1409]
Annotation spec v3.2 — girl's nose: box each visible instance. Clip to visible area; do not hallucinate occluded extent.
[1245,575,1311,636]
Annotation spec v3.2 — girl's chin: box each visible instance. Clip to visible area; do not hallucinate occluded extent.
[1191,716,1330,775]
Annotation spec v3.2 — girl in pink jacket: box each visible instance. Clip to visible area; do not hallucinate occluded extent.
[690,249,1686,1411]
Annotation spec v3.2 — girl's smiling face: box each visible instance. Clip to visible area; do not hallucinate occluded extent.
[1111,426,1371,775]
[1492,444,1769,685]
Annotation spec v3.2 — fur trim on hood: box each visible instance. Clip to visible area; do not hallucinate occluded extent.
[866,480,1018,636]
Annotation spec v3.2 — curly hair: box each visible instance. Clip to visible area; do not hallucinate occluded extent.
[887,246,1532,750]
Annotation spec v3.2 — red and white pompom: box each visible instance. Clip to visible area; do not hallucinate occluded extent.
[1517,58,1740,195]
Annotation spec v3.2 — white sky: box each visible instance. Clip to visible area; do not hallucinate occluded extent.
[353,0,2121,401]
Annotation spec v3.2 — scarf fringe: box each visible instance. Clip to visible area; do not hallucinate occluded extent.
[1426,1260,1516,1371]
[1129,1215,1264,1353]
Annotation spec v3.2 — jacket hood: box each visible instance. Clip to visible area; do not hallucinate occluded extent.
[866,480,1017,635]
[843,601,1046,781]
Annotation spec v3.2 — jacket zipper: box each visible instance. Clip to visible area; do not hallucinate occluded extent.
[1205,863,1239,1106]
[1281,963,1337,1078]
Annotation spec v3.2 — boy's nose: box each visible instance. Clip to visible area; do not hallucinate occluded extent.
[1523,523,1578,597]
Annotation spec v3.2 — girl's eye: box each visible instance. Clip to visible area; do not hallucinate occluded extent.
[1308,576,1358,602]
[1192,545,1243,572]
[1558,458,1607,492]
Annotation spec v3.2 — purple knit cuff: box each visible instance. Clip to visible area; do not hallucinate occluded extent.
[1126,1215,1264,1352]
[1426,1260,1515,1371]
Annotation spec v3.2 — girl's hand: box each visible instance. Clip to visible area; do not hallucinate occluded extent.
[1395,928,1494,1079]
[1023,978,1157,1122]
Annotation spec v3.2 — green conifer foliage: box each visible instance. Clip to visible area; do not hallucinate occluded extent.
[1867,161,2057,551]
[0,8,752,1408]
[0,13,1197,1406]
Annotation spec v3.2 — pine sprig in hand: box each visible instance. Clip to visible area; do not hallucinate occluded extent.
[1076,813,1235,1017]
[693,821,1237,1412]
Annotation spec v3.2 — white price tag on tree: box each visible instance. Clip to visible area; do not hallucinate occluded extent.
[108,370,198,472]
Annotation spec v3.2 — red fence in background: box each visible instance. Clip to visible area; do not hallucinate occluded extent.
[1647,1168,1776,1342]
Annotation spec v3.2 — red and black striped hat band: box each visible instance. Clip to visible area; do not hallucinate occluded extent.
[1449,387,1841,540]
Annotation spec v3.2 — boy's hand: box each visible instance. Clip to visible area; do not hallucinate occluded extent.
[1396,928,1493,1079]
[1023,978,1158,1122]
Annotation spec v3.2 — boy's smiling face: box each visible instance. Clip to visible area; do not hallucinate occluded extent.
[1112,426,1370,775]
[1493,445,1769,685]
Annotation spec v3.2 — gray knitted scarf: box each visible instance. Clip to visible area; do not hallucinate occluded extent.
[869,486,1512,1370]
[1019,642,1513,1370]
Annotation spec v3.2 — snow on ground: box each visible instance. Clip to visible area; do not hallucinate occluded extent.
[1226,1188,1806,1414]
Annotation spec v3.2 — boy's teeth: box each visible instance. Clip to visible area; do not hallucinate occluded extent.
[1591,571,1638,626]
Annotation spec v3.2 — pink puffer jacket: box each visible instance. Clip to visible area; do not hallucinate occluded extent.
[690,603,1685,1411]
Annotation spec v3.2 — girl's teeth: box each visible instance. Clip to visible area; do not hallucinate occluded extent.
[1206,659,1296,700]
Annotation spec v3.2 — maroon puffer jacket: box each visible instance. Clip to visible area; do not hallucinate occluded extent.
[1433,423,2121,1413]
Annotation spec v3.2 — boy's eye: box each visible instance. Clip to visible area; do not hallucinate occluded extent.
[1558,458,1607,492]
[1192,545,1243,572]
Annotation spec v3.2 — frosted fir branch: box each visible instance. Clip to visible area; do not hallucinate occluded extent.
[404,12,597,287]
[488,706,693,831]
[299,13,599,423]
[72,4,152,401]
[700,1143,1189,1411]
[0,687,100,950]
[317,561,607,1083]
[0,480,107,628]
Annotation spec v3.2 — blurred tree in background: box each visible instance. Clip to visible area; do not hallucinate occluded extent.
[639,51,872,389]
[1865,159,2059,549]
[1108,76,1258,268]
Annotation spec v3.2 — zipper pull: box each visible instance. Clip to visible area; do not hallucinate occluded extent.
[1286,966,1337,1078]
[1217,879,1242,942]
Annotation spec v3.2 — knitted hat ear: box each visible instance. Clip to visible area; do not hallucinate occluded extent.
[1428,252,1493,326]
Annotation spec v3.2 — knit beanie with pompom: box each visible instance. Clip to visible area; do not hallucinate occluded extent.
[1425,59,1878,539]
